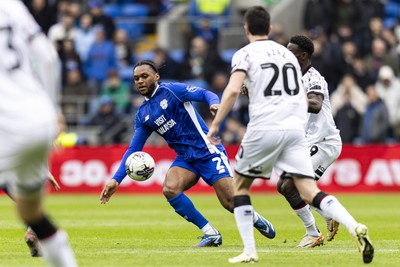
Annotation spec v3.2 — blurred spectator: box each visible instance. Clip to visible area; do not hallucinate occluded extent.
[364,38,399,82]
[350,56,374,92]
[270,23,289,46]
[59,39,82,86]
[48,11,78,52]
[89,97,127,144]
[303,0,334,36]
[334,90,361,143]
[135,0,165,33]
[100,70,131,114]
[332,0,363,39]
[375,65,400,140]
[25,0,57,34]
[192,15,219,49]
[74,13,97,62]
[181,36,229,83]
[361,16,384,56]
[153,47,181,80]
[84,26,118,93]
[187,0,231,37]
[330,74,368,116]
[334,40,358,83]
[221,117,246,145]
[113,29,133,67]
[360,84,389,143]
[67,1,82,22]
[61,69,93,126]
[89,0,116,40]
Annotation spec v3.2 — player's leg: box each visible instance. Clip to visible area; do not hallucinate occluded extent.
[293,178,374,264]
[212,177,275,239]
[276,177,323,248]
[228,173,259,263]
[308,143,342,241]
[1,185,42,257]
[163,164,221,247]
[12,143,77,267]
[279,130,373,263]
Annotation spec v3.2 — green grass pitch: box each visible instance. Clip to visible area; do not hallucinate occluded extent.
[0,193,399,266]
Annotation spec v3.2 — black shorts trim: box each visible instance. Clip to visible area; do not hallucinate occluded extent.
[235,170,270,180]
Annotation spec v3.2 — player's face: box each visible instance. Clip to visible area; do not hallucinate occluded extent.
[287,43,302,62]
[133,65,160,97]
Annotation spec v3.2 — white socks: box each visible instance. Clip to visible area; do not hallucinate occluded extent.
[294,205,321,236]
[40,230,77,267]
[319,195,358,235]
[201,223,219,235]
[234,205,256,255]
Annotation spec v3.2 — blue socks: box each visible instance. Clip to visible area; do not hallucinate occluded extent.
[167,192,208,229]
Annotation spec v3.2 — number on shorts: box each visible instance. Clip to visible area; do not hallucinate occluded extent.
[212,157,226,174]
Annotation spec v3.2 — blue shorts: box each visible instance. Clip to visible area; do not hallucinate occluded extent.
[171,151,233,186]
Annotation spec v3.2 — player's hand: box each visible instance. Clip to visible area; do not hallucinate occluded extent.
[210,104,220,116]
[47,172,61,191]
[241,85,249,96]
[100,179,119,204]
[207,124,221,145]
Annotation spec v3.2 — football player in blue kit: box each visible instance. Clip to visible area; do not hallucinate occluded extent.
[100,60,275,247]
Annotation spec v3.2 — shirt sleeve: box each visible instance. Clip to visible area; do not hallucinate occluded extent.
[112,115,153,183]
[231,48,249,74]
[167,83,220,106]
[306,72,325,97]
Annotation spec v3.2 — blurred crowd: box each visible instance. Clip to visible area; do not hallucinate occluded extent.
[24,0,400,146]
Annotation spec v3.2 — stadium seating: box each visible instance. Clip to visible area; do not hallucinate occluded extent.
[169,49,184,63]
[220,49,236,63]
[383,0,400,28]
[116,21,144,41]
[102,3,122,17]
[120,3,149,17]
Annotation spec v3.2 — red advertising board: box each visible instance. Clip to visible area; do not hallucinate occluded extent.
[48,145,400,193]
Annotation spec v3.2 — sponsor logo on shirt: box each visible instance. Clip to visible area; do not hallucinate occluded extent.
[186,85,198,92]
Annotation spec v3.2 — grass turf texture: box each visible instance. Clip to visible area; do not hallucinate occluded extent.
[0,193,399,266]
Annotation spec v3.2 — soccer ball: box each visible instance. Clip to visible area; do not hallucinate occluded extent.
[125,151,155,181]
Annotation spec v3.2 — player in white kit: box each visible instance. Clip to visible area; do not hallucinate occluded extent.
[207,6,373,264]
[275,35,343,248]
[0,1,77,266]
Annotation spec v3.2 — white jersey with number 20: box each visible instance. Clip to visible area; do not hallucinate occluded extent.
[231,40,308,131]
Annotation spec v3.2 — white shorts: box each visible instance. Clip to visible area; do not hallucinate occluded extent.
[0,80,57,194]
[235,130,315,179]
[309,139,342,180]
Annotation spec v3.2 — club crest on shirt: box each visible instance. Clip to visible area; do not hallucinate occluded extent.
[160,99,168,109]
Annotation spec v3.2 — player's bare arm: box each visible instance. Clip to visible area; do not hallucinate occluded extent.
[100,179,119,204]
[207,71,246,144]
[307,93,323,113]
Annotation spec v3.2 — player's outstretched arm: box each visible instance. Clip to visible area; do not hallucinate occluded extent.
[100,179,120,204]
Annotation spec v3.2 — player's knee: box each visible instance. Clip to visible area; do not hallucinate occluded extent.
[277,178,296,197]
[162,185,181,199]
[220,197,234,213]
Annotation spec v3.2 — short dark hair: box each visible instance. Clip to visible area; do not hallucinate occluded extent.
[289,35,314,57]
[133,60,159,73]
[244,6,270,36]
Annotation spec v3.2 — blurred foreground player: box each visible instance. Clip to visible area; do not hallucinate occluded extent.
[1,171,60,257]
[0,1,76,266]
[100,60,275,247]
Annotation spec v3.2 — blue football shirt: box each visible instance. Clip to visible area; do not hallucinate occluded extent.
[113,82,225,183]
